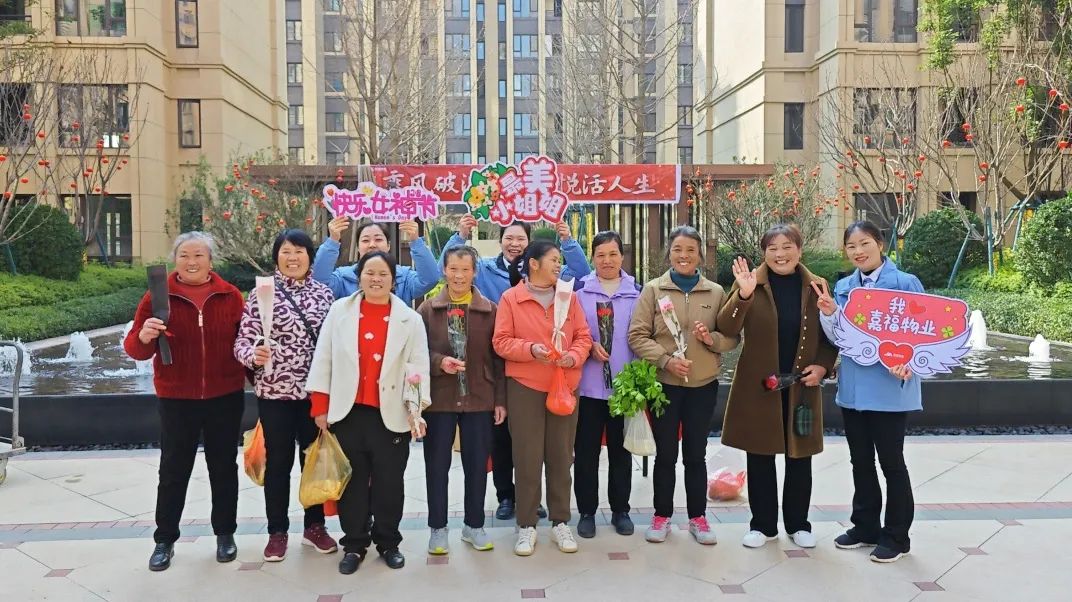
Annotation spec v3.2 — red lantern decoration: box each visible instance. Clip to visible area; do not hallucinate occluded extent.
[913,170,923,178]
[978,174,987,182]
[1016,76,1027,86]
[979,161,989,170]
[1015,104,1025,113]
[1059,140,1069,150]
[1062,103,1070,112]
[1049,89,1059,98]
[942,139,952,148]
[225,185,235,192]
[222,211,233,220]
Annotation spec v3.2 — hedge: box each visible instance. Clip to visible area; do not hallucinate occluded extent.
[2,204,85,281]
[0,264,145,312]
[936,288,1072,343]
[0,287,146,341]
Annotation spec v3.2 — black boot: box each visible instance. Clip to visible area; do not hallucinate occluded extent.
[382,548,405,569]
[216,534,237,563]
[148,543,174,572]
[495,498,516,520]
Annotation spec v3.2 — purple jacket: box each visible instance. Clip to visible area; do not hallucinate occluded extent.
[575,271,640,400]
[234,272,334,400]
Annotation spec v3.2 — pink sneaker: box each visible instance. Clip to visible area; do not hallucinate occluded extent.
[645,515,672,543]
[263,533,288,562]
[688,517,718,545]
[302,523,338,554]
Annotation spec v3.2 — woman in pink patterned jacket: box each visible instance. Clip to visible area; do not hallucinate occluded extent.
[234,229,335,563]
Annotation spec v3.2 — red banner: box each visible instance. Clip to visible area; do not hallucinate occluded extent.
[371,163,681,204]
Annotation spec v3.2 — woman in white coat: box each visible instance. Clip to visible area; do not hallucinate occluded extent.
[307,251,431,575]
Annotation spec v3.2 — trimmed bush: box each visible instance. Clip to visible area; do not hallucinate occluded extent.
[0,264,144,312]
[901,208,986,289]
[426,225,455,258]
[0,287,146,341]
[1016,196,1072,288]
[936,288,1072,344]
[955,262,1026,294]
[3,204,84,281]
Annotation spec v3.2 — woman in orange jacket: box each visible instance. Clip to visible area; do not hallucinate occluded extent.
[492,240,593,557]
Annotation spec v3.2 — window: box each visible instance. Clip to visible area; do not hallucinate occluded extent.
[56,0,127,37]
[447,152,472,164]
[286,19,301,42]
[326,112,345,132]
[324,31,342,53]
[950,4,979,42]
[853,192,900,231]
[58,84,129,148]
[514,113,537,136]
[326,0,341,12]
[462,0,470,17]
[854,0,879,42]
[785,0,804,52]
[498,79,506,97]
[0,84,31,147]
[513,73,537,97]
[854,88,916,147]
[478,117,486,135]
[476,1,485,21]
[547,34,562,57]
[445,0,469,16]
[553,0,562,16]
[287,63,302,85]
[326,71,345,93]
[477,41,485,59]
[678,105,693,127]
[498,0,506,21]
[678,146,693,165]
[452,74,472,96]
[498,117,507,135]
[513,34,538,58]
[446,34,471,56]
[893,0,917,42]
[287,147,305,164]
[784,102,804,150]
[939,88,977,147]
[325,151,345,166]
[453,113,472,135]
[288,104,304,127]
[514,152,536,163]
[178,99,201,148]
[513,0,537,17]
[677,63,693,83]
[176,0,198,47]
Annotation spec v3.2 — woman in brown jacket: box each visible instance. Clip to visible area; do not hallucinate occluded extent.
[716,224,839,550]
[417,246,506,556]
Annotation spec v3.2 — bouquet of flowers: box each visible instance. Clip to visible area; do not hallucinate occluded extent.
[446,304,468,396]
[404,362,429,438]
[657,295,688,383]
[763,372,804,392]
[551,277,575,353]
[595,302,614,390]
[254,276,276,376]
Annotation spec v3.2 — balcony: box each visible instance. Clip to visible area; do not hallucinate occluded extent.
[0,14,34,37]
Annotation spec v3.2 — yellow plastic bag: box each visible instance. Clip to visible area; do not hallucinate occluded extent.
[242,420,266,486]
[298,430,352,509]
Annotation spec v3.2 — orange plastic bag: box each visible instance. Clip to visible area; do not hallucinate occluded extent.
[546,366,576,416]
[707,467,747,501]
[242,420,266,486]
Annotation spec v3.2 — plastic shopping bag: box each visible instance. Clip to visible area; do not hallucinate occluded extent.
[707,467,747,501]
[545,366,577,416]
[298,430,353,509]
[242,420,266,486]
[623,412,657,456]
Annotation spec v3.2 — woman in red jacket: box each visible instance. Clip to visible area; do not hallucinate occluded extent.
[123,232,247,573]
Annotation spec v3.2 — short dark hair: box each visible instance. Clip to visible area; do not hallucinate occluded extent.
[499,221,531,241]
[760,223,804,250]
[355,250,397,287]
[356,222,391,246]
[509,239,558,286]
[272,229,316,267]
[843,220,885,246]
[666,225,705,260]
[591,230,624,255]
[442,245,480,270]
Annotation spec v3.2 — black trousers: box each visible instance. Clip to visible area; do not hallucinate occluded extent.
[423,411,494,529]
[652,381,718,519]
[574,396,632,515]
[842,407,913,553]
[747,390,813,536]
[331,405,410,555]
[259,397,324,534]
[491,420,515,502]
[154,391,245,545]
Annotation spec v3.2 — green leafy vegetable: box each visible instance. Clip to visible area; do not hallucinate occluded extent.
[608,360,670,418]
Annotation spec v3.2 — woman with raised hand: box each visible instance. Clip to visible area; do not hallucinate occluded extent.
[816,221,924,564]
[716,224,839,551]
[628,225,737,547]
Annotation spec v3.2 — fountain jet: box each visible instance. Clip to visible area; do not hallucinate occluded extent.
[1028,335,1052,362]
[967,310,992,351]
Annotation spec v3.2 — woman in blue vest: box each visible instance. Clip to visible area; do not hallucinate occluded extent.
[815,221,923,564]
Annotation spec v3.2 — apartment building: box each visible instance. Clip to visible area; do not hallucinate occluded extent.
[0,0,288,262]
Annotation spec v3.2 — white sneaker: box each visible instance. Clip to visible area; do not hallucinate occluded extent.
[742,530,777,548]
[514,526,537,556]
[550,523,578,553]
[791,530,817,548]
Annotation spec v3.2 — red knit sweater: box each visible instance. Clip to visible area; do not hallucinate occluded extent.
[310,299,389,417]
[123,272,246,400]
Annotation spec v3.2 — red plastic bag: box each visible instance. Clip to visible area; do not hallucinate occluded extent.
[243,420,266,486]
[546,366,576,416]
[707,467,747,501]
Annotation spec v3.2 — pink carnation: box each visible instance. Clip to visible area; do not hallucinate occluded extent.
[406,373,421,385]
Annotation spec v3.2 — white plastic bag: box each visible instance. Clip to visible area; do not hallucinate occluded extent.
[623,412,657,456]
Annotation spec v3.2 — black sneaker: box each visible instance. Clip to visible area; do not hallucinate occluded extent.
[382,548,406,569]
[577,514,596,539]
[870,545,907,563]
[611,512,635,536]
[537,504,548,519]
[338,552,363,575]
[495,499,516,520]
[834,532,877,550]
[148,543,174,572]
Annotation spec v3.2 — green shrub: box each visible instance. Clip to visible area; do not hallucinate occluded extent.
[0,287,146,341]
[213,262,266,292]
[936,288,1072,343]
[803,248,852,285]
[955,263,1026,293]
[426,225,455,258]
[1016,196,1072,288]
[901,208,986,288]
[3,204,84,281]
[0,264,144,312]
[531,226,558,243]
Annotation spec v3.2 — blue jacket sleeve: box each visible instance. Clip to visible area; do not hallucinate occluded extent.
[311,239,348,298]
[407,237,442,297]
[559,238,591,286]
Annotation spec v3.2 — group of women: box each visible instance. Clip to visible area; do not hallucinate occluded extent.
[124,214,923,576]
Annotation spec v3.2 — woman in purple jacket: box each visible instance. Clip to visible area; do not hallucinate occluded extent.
[573,231,640,539]
[234,230,336,563]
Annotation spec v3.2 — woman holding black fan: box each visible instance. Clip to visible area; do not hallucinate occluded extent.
[716,224,839,551]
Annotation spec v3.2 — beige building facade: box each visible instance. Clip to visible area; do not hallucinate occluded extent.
[2,0,287,263]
